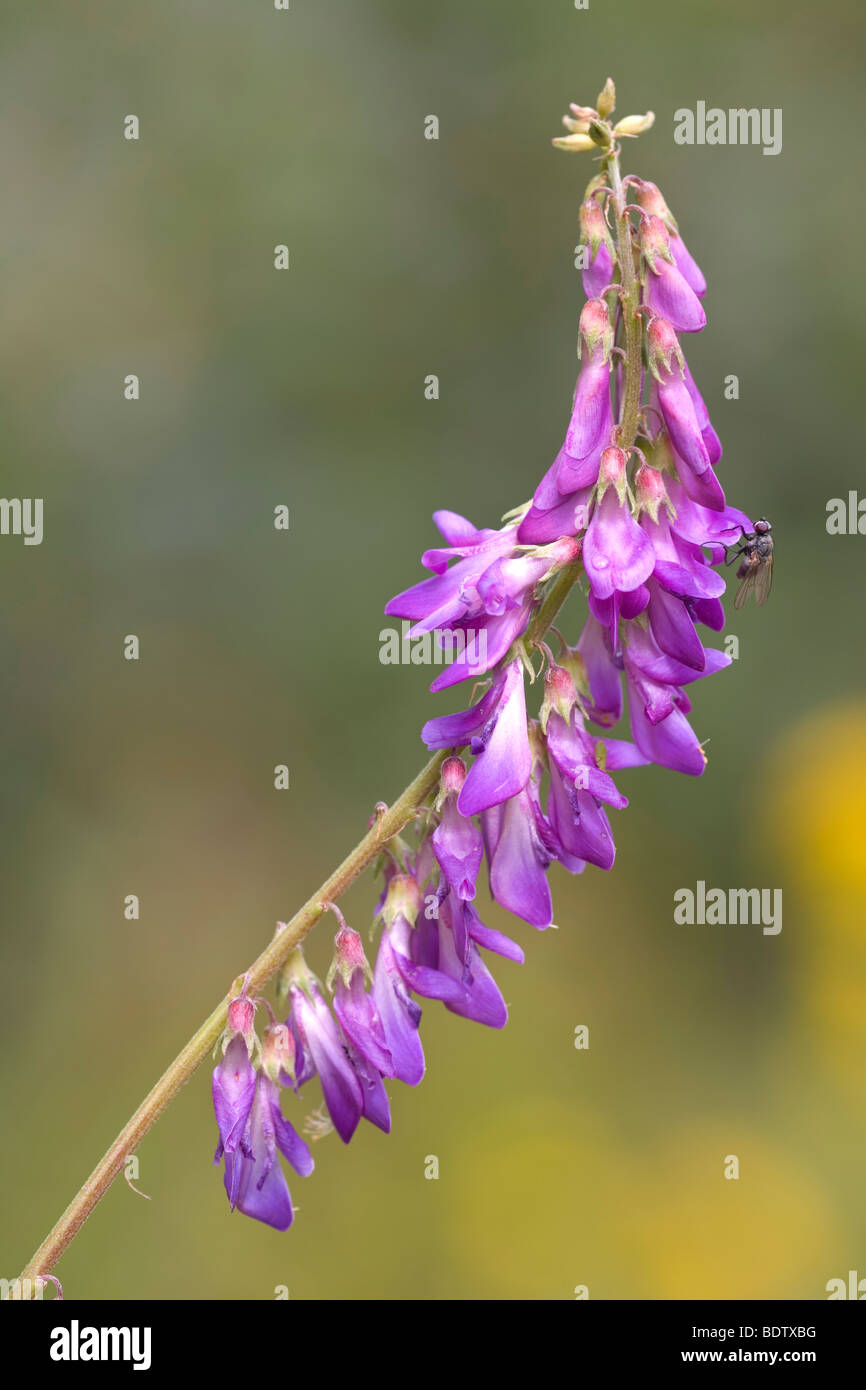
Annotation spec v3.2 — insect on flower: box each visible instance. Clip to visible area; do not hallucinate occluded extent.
[726,518,774,609]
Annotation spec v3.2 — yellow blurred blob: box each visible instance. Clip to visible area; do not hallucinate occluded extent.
[630,1126,839,1299]
[768,700,866,904]
[447,1099,633,1298]
[765,700,866,1096]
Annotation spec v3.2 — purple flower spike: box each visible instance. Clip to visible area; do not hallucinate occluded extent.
[582,446,655,600]
[433,756,484,900]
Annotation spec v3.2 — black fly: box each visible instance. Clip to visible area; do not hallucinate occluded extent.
[725,517,774,609]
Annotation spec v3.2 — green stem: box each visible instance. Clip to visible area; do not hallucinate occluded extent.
[606,143,643,449]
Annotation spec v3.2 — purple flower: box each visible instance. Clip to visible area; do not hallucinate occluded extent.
[374,903,426,1086]
[517,482,591,545]
[582,446,656,601]
[576,612,623,727]
[642,216,706,334]
[635,181,707,297]
[544,682,645,870]
[482,771,556,928]
[222,1073,313,1231]
[433,756,484,900]
[212,1034,256,1163]
[385,512,519,635]
[554,299,615,494]
[622,620,732,776]
[422,659,532,815]
[647,318,725,511]
[391,893,510,1029]
[579,198,615,299]
[290,979,365,1143]
[328,924,393,1076]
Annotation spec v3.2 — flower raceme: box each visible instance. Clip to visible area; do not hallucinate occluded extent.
[210,80,763,1232]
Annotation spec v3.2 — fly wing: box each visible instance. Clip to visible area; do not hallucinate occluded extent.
[754,551,774,606]
[733,552,759,610]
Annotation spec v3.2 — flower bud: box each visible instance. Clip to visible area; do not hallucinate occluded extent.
[635,178,678,232]
[596,444,628,500]
[596,78,616,118]
[640,214,674,273]
[578,297,614,361]
[634,463,670,523]
[262,1021,297,1085]
[558,648,592,701]
[440,755,467,795]
[613,112,655,138]
[379,872,422,929]
[588,119,611,148]
[326,923,372,991]
[562,114,590,134]
[646,317,684,380]
[552,133,596,152]
[277,945,318,1004]
[579,198,614,260]
[227,995,255,1038]
[540,664,578,733]
[569,103,598,121]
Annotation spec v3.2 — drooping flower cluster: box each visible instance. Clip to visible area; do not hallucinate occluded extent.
[211,81,763,1231]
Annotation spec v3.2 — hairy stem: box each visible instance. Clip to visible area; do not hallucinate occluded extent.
[606,144,643,449]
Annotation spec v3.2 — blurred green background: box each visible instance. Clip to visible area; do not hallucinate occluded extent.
[2,0,865,1300]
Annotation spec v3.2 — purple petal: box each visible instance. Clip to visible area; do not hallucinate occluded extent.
[646,258,706,333]
[583,488,655,599]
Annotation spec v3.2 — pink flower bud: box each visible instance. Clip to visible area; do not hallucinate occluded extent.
[635,463,669,522]
[540,663,578,731]
[647,317,684,379]
[227,996,255,1037]
[579,199,610,258]
[441,755,467,794]
[636,179,675,227]
[262,1022,297,1085]
[640,214,673,271]
[598,444,628,492]
[578,297,614,360]
[380,873,422,929]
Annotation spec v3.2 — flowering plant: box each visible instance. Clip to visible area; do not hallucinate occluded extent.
[18,79,768,1277]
